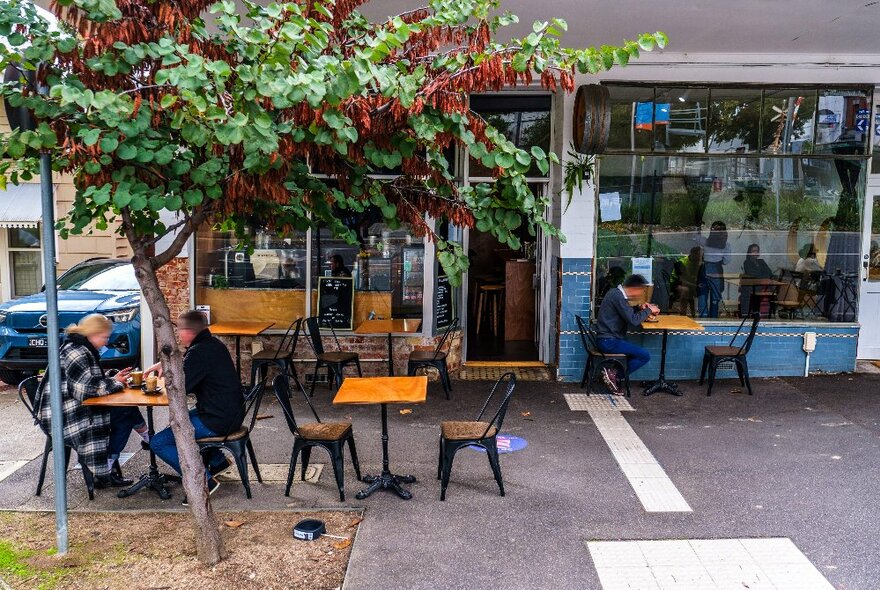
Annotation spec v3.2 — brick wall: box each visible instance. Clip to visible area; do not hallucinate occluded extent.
[556,256,859,383]
[156,256,190,321]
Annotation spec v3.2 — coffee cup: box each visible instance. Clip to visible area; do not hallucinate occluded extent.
[146,375,158,392]
[130,370,143,387]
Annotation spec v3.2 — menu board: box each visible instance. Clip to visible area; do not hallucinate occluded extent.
[434,275,454,330]
[317,276,354,330]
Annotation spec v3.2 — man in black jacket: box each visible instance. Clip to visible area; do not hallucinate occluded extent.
[149,311,244,497]
[595,274,659,394]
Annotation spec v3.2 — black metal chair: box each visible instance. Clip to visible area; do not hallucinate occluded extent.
[272,373,361,501]
[407,318,459,400]
[18,376,96,500]
[195,378,267,498]
[249,317,304,391]
[575,314,631,397]
[699,312,760,396]
[305,316,362,396]
[437,372,516,501]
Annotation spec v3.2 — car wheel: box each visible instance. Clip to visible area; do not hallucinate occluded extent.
[0,369,30,387]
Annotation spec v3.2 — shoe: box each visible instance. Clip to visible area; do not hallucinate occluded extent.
[601,367,620,394]
[141,440,151,451]
[207,458,231,477]
[95,473,134,489]
[181,478,220,506]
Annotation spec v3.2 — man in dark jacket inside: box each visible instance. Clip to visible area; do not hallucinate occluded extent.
[148,310,244,498]
[595,274,659,394]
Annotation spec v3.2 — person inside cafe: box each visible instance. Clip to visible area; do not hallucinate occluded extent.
[696,221,731,318]
[146,310,245,500]
[670,246,705,316]
[329,254,351,277]
[595,274,659,395]
[35,314,146,488]
[740,243,775,316]
[595,266,626,306]
[795,243,822,274]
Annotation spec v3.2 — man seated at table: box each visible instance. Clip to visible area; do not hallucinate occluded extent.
[146,310,245,501]
[595,274,659,394]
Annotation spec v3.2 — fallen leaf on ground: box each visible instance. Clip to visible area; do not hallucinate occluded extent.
[730,388,742,394]
[256,414,274,420]
[399,409,412,415]
[520,411,531,417]
[224,520,244,528]
[347,517,363,528]
[333,538,352,549]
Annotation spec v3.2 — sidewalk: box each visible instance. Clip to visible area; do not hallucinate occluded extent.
[1,373,878,588]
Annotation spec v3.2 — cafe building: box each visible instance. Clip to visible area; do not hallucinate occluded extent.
[161,2,880,383]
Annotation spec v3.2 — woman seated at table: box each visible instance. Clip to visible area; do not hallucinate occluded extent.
[739,243,775,316]
[35,314,147,488]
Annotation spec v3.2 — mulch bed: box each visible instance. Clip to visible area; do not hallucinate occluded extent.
[0,510,361,590]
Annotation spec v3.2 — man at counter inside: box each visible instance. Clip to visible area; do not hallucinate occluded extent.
[330,254,352,277]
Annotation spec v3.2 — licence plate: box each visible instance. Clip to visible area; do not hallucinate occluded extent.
[28,338,48,347]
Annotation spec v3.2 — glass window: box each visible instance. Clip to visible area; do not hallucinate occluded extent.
[813,89,871,155]
[606,85,655,152]
[9,228,40,248]
[469,94,551,177]
[595,154,865,322]
[64,263,139,291]
[708,88,762,153]
[761,89,817,154]
[872,104,880,174]
[653,87,708,153]
[11,251,40,297]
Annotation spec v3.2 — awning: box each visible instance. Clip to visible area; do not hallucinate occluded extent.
[0,183,42,228]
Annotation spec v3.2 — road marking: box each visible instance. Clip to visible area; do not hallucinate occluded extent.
[0,461,28,483]
[586,407,691,513]
[588,538,835,590]
[564,393,634,412]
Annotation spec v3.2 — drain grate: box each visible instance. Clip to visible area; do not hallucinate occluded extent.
[563,393,634,412]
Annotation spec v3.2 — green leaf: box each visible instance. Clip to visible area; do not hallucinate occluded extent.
[80,128,101,146]
[530,146,546,160]
[160,94,177,108]
[113,190,132,208]
[117,144,137,160]
[99,137,118,153]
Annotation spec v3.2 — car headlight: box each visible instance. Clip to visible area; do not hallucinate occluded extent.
[103,307,139,323]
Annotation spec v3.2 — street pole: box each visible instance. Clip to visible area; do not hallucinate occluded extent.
[39,150,67,555]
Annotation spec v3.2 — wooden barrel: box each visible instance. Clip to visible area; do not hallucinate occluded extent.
[572,84,611,154]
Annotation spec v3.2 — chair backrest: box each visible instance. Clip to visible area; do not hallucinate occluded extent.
[305,316,326,356]
[272,373,322,437]
[242,376,268,436]
[270,318,299,362]
[475,372,517,439]
[432,318,460,360]
[575,314,592,352]
[729,312,760,355]
[278,317,304,362]
[17,375,40,420]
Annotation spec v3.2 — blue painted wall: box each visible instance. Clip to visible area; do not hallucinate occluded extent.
[557,257,859,383]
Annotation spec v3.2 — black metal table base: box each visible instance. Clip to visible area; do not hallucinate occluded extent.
[642,328,684,397]
[116,406,180,500]
[356,472,416,500]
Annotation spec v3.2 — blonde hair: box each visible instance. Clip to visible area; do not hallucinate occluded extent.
[65,313,113,338]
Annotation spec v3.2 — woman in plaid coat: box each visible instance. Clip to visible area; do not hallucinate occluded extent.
[36,314,140,486]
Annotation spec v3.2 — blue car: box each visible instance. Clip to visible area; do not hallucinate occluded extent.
[0,258,141,386]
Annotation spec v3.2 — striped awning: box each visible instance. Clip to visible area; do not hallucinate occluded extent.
[0,183,42,228]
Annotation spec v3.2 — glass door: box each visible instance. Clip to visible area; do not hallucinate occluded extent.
[858,189,880,358]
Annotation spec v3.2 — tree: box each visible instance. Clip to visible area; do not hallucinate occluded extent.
[0,0,665,565]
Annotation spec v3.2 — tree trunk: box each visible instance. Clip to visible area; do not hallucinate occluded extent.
[130,250,226,565]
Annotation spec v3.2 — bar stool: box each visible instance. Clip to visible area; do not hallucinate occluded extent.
[476,284,505,337]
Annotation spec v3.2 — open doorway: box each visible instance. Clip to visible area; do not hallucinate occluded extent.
[466,226,539,362]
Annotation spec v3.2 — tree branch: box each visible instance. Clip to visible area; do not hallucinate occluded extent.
[150,207,210,269]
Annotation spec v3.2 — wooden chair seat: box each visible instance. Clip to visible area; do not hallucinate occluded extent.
[441,420,497,441]
[297,422,352,441]
[197,427,247,443]
[705,345,744,357]
[318,351,359,363]
[409,350,447,362]
[252,348,281,361]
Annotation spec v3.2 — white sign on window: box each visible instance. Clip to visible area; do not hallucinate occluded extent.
[632,257,653,284]
[598,191,621,222]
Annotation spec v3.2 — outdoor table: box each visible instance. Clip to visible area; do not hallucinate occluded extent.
[333,376,427,499]
[83,381,179,500]
[726,277,786,316]
[640,315,704,397]
[354,319,422,376]
[209,321,275,380]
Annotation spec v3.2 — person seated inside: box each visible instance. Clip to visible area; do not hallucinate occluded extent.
[740,243,775,316]
[795,243,822,274]
[595,274,659,394]
[329,254,351,277]
[743,243,773,279]
[146,311,245,503]
[670,246,704,317]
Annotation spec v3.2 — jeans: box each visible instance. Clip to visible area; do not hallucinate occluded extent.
[150,408,225,477]
[597,338,651,374]
[701,261,725,318]
[108,406,146,460]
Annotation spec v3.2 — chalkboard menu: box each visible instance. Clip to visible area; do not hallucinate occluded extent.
[435,275,454,330]
[318,276,354,330]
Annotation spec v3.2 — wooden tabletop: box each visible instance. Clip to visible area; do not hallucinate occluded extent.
[209,321,275,336]
[641,315,705,331]
[83,380,168,407]
[333,376,428,405]
[725,277,786,287]
[354,319,422,335]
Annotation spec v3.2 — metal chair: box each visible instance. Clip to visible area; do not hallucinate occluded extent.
[407,318,459,400]
[18,376,96,500]
[249,317,304,391]
[437,372,516,501]
[699,312,760,396]
[195,378,267,499]
[272,373,361,501]
[305,316,362,396]
[575,314,631,397]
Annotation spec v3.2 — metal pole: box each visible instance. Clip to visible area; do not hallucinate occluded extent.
[40,150,67,554]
